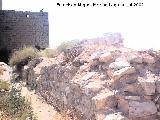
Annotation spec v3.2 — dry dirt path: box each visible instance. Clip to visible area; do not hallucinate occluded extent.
[21,87,68,120]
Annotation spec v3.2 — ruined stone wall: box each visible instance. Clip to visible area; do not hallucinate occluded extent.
[22,46,160,120]
[0,10,49,52]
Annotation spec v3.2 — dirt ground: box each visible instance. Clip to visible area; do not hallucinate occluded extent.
[21,86,72,120]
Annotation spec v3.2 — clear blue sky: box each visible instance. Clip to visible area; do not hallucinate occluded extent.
[3,0,160,50]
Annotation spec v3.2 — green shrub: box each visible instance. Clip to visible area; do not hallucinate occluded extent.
[57,39,81,52]
[9,47,40,66]
[0,88,37,120]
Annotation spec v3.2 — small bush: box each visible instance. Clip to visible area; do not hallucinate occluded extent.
[0,80,10,91]
[9,47,61,68]
[38,48,60,58]
[9,47,40,66]
[0,87,37,120]
[57,39,81,53]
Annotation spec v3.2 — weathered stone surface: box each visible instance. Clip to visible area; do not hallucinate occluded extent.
[83,81,105,94]
[99,74,107,80]
[123,83,144,95]
[105,112,128,120]
[143,95,152,100]
[82,72,96,81]
[118,97,129,114]
[99,52,113,63]
[156,104,159,110]
[129,101,157,118]
[156,79,160,93]
[20,45,160,120]
[95,112,106,120]
[91,51,104,60]
[142,53,156,64]
[92,88,116,110]
[128,55,143,63]
[138,77,156,95]
[79,64,89,72]
[125,96,141,101]
[0,62,12,81]
[109,61,130,70]
[112,67,136,80]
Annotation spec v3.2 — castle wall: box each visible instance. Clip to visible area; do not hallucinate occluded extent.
[0,10,49,52]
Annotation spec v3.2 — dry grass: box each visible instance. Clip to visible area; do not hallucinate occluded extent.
[9,47,61,67]
[0,80,10,90]
[38,48,60,58]
[8,40,82,67]
[57,39,81,52]
[9,47,39,66]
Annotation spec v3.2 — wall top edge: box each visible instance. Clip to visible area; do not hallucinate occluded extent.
[0,10,48,14]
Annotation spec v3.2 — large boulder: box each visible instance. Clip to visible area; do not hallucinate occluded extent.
[109,61,130,70]
[105,112,128,120]
[99,52,113,63]
[92,88,117,110]
[138,76,156,95]
[111,67,136,80]
[129,101,157,118]
[128,54,143,64]
[142,53,156,64]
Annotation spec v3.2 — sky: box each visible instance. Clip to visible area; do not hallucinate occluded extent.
[2,0,160,50]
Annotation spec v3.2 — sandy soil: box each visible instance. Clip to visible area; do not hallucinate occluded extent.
[21,87,70,120]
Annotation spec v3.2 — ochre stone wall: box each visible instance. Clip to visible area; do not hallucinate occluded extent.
[0,10,49,52]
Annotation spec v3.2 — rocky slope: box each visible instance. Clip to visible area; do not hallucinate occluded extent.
[20,42,160,120]
[0,61,73,120]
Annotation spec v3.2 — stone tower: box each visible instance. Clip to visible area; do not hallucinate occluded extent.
[0,10,49,51]
[0,10,49,62]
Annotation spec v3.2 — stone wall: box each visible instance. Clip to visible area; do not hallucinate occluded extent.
[0,10,49,52]
[21,45,160,120]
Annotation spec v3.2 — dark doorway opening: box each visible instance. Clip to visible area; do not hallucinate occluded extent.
[0,47,11,64]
